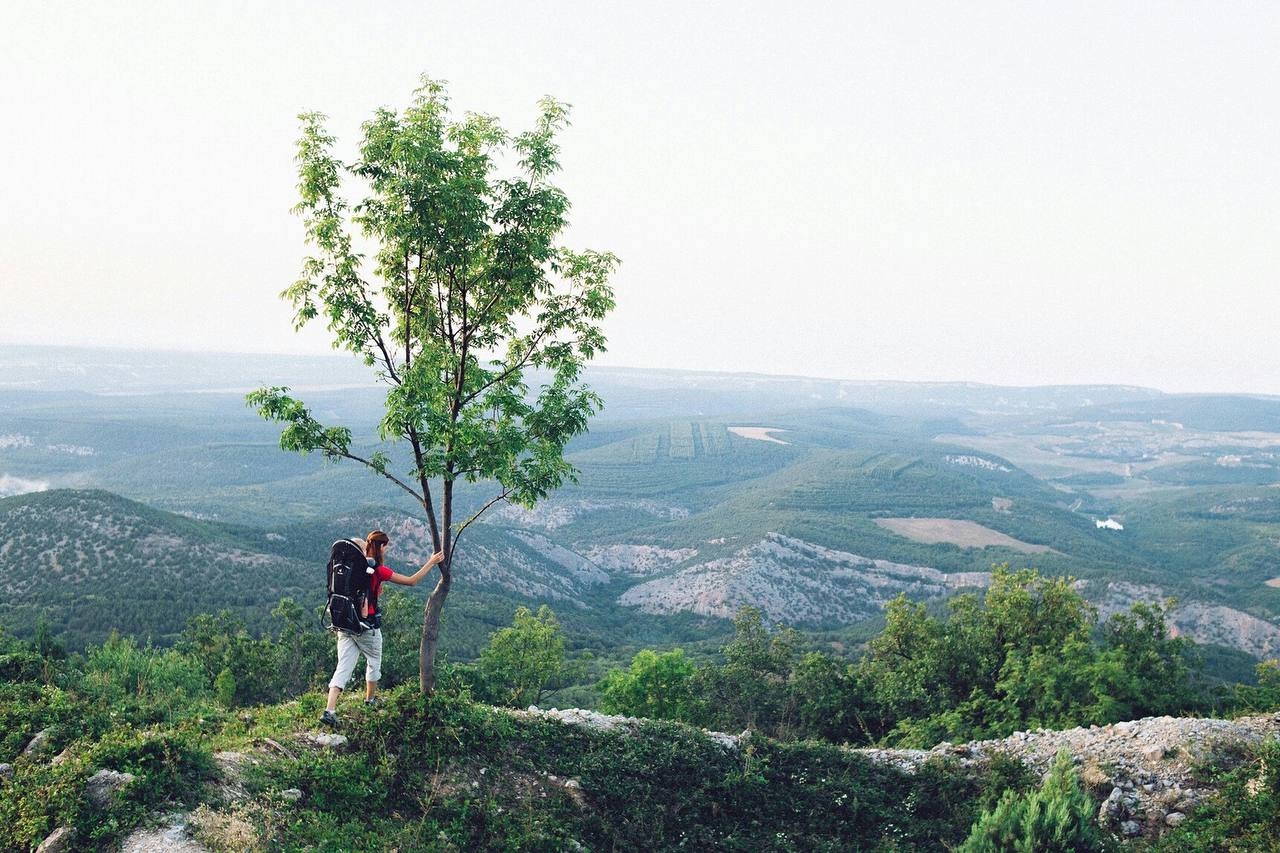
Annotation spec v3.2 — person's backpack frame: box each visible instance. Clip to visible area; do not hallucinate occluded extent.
[324,538,376,634]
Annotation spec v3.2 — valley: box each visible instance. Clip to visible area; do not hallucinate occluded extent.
[2,346,1279,670]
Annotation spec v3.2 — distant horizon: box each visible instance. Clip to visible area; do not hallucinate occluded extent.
[4,339,1276,399]
[4,5,1277,398]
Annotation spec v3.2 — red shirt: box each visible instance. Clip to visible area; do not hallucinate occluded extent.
[368,564,393,614]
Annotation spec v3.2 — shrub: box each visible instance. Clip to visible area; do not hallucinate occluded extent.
[78,632,212,723]
[959,750,1105,852]
[598,648,696,721]
[475,606,565,708]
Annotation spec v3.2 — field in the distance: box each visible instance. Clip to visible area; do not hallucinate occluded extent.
[874,517,1056,554]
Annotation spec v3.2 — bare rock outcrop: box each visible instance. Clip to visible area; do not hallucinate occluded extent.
[859,712,1280,840]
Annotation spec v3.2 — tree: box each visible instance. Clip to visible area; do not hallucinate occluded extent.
[248,76,617,693]
[476,605,565,708]
[599,648,696,721]
[690,605,799,733]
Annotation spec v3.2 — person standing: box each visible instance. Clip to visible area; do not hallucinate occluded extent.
[321,530,443,727]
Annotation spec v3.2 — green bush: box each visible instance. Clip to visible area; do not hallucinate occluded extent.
[78,632,212,723]
[598,648,696,721]
[959,750,1105,852]
[860,567,1201,746]
[475,606,566,708]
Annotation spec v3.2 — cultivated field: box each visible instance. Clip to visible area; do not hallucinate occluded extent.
[874,517,1055,554]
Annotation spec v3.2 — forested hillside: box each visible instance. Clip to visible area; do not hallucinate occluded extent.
[4,566,1280,851]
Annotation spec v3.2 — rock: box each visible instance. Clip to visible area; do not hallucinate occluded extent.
[301,733,348,749]
[1165,811,1186,827]
[1143,745,1165,762]
[0,763,13,781]
[1121,820,1142,837]
[35,826,75,853]
[120,813,212,853]
[86,769,136,808]
[23,728,53,759]
[51,748,73,766]
[281,788,303,802]
[564,779,581,790]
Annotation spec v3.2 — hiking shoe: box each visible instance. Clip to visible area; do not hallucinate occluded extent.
[364,697,381,708]
[320,710,339,728]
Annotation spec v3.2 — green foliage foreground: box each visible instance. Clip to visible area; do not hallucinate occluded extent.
[596,567,1204,749]
[218,691,1018,853]
[959,751,1105,853]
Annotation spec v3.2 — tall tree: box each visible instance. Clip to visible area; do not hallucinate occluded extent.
[248,76,617,693]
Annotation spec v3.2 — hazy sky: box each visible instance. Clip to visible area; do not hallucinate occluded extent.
[2,2,1277,393]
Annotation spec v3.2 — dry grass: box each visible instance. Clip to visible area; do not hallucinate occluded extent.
[188,804,265,853]
[874,518,1055,554]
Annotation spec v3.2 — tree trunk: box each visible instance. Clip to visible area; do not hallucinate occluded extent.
[419,565,451,694]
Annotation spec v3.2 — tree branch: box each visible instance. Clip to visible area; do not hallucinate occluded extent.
[451,488,512,553]
[406,425,441,548]
[458,324,553,408]
[327,446,423,505]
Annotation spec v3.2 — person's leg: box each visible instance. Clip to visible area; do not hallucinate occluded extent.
[360,629,383,702]
[326,633,359,713]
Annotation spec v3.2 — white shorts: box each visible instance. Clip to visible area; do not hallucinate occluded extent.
[329,628,383,688]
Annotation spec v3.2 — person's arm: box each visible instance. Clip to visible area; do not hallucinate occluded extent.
[388,550,445,586]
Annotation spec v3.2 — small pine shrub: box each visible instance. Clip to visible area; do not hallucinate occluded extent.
[959,750,1105,852]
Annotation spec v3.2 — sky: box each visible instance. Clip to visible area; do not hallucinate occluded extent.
[1,2,1277,394]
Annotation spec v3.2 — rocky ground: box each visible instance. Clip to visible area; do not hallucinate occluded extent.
[31,707,1277,851]
[859,711,1280,841]
[527,706,1280,844]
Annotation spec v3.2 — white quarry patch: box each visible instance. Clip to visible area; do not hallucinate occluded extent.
[944,454,1011,472]
[0,433,33,450]
[1096,517,1125,530]
[0,473,48,498]
[617,533,989,625]
[727,426,789,445]
[46,443,95,456]
[584,543,699,576]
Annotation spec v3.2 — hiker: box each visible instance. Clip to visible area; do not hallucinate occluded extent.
[321,530,444,726]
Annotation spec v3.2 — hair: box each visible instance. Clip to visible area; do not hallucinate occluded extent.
[365,529,389,559]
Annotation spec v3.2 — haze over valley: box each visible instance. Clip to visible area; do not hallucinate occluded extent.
[4,345,1279,676]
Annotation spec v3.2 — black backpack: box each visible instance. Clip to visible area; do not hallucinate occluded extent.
[325,539,376,633]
